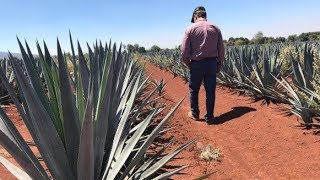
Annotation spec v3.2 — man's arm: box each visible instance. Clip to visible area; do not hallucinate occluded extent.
[217,29,225,71]
[181,29,192,68]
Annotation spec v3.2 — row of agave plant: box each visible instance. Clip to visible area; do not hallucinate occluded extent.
[0,34,193,179]
[0,58,15,104]
[144,42,320,132]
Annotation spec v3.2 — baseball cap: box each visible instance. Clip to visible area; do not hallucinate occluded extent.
[191,6,206,23]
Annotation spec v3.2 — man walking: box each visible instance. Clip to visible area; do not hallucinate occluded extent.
[181,6,225,124]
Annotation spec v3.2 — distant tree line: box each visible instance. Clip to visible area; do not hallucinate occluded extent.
[225,31,320,46]
[125,31,320,53]
[125,44,162,53]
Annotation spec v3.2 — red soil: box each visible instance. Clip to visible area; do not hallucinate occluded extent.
[0,64,319,179]
[0,105,32,180]
[146,64,320,179]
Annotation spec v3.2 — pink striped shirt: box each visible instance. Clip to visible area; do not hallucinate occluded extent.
[181,19,224,65]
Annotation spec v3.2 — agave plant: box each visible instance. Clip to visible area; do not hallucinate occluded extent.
[152,79,167,96]
[273,43,320,127]
[143,41,320,131]
[239,45,288,104]
[0,34,193,179]
[0,58,16,104]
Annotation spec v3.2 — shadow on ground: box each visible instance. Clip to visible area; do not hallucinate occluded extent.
[214,106,256,124]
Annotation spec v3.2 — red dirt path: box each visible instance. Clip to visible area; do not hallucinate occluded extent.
[0,105,32,180]
[147,64,320,179]
[0,64,319,179]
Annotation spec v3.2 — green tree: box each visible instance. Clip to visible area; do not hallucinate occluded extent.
[298,33,309,41]
[150,45,161,52]
[227,37,235,46]
[127,44,135,53]
[138,46,146,53]
[287,34,298,42]
[254,31,264,39]
[234,37,249,46]
[252,31,265,44]
[133,44,139,52]
[266,37,276,44]
[309,33,319,41]
[275,37,286,43]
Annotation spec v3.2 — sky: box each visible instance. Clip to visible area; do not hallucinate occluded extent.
[0,0,319,53]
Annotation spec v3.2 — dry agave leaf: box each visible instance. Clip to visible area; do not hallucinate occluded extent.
[200,144,221,161]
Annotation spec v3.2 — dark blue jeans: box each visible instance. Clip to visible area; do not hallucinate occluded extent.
[189,57,217,119]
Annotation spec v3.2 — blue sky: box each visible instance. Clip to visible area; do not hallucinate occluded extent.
[0,0,319,53]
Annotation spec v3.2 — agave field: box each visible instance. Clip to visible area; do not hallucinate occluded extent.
[0,34,193,179]
[1,36,319,179]
[144,42,320,132]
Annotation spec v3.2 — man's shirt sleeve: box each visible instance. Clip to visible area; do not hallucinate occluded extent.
[217,29,225,64]
[181,28,192,65]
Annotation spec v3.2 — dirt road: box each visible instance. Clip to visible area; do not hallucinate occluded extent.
[146,64,320,179]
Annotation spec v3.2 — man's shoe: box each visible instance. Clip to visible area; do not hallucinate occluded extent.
[205,117,215,125]
[188,111,199,121]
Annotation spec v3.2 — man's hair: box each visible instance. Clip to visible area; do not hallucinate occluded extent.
[194,10,206,18]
